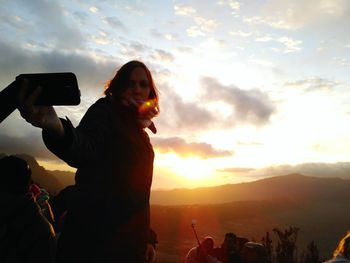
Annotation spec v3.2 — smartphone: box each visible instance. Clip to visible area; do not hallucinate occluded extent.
[0,72,81,123]
[15,72,81,106]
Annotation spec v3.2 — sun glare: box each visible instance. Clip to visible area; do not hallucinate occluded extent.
[156,153,215,181]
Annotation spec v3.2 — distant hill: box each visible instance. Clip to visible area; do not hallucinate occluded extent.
[151,197,350,262]
[150,174,350,261]
[150,173,350,205]
[48,170,75,191]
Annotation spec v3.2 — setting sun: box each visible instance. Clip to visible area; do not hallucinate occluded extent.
[157,153,214,179]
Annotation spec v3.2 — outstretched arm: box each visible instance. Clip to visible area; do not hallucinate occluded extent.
[18,80,65,139]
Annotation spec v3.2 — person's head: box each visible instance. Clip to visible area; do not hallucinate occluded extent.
[104,60,159,107]
[223,232,237,251]
[240,242,268,263]
[333,231,350,259]
[201,236,215,253]
[0,155,31,195]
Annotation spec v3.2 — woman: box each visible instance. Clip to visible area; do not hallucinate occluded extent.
[19,60,159,262]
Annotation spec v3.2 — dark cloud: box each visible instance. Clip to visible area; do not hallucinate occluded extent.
[200,76,276,126]
[152,49,175,62]
[0,40,119,95]
[177,46,194,53]
[155,88,216,132]
[155,75,275,135]
[152,136,233,159]
[104,16,125,29]
[15,0,86,50]
[73,11,89,23]
[0,12,27,30]
[0,131,55,160]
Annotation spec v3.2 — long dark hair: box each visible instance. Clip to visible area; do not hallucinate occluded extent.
[104,60,159,107]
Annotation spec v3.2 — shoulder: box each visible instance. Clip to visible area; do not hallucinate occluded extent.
[78,97,113,126]
[86,97,112,115]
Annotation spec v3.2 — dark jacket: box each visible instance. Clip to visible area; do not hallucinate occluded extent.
[0,193,56,263]
[43,96,155,262]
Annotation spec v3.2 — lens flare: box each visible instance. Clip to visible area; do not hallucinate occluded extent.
[138,98,157,113]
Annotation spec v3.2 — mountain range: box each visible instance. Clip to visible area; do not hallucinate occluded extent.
[2,154,349,261]
[150,173,350,205]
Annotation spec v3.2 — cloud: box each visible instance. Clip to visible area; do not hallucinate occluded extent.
[103,16,125,29]
[156,89,216,132]
[73,11,89,23]
[275,37,302,53]
[0,131,54,160]
[254,34,302,53]
[0,40,118,96]
[243,0,350,31]
[218,167,255,173]
[284,77,342,92]
[174,5,197,16]
[0,13,26,30]
[151,49,175,63]
[174,4,218,37]
[217,0,241,13]
[332,57,350,67]
[200,77,276,126]
[229,30,254,38]
[89,6,99,13]
[152,136,233,159]
[229,30,303,53]
[156,76,276,134]
[14,0,86,50]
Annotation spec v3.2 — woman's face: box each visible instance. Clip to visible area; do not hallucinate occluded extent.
[122,67,151,104]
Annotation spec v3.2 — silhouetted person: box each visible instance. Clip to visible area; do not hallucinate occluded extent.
[0,155,56,263]
[213,232,242,263]
[323,231,350,263]
[240,242,268,263]
[18,60,160,262]
[49,185,76,235]
[185,236,222,263]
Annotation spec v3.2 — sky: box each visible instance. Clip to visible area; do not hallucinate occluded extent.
[1,0,350,190]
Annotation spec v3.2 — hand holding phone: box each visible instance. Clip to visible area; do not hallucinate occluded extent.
[0,72,81,124]
[17,79,65,138]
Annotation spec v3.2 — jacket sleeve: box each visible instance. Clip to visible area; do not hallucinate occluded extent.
[42,99,113,168]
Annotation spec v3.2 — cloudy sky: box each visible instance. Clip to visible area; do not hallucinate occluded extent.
[1,0,350,189]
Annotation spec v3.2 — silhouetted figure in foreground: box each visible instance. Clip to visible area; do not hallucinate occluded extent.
[185,236,222,263]
[18,60,160,262]
[0,155,56,263]
[323,231,350,263]
[213,232,243,263]
[49,185,76,236]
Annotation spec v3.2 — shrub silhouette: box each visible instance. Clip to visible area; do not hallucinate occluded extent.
[261,226,323,263]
